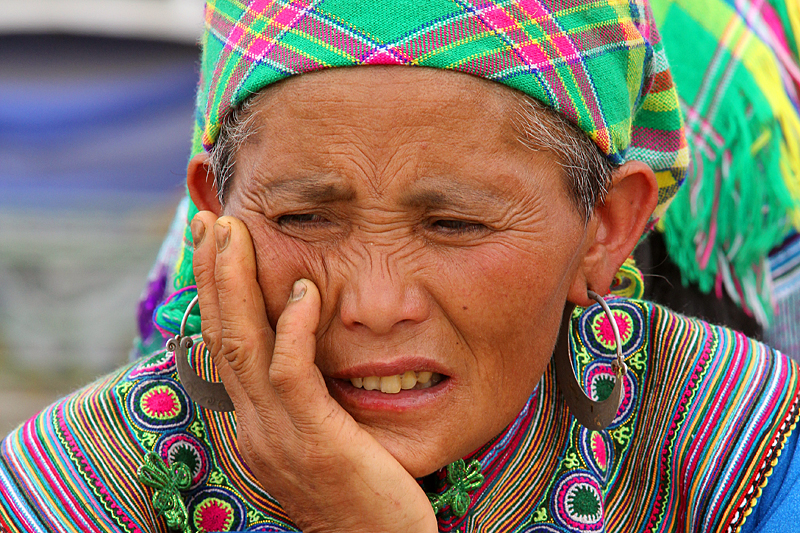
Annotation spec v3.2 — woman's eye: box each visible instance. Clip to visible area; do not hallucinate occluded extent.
[277,213,329,226]
[430,219,487,233]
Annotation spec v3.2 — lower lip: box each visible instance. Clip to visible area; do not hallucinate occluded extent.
[325,377,452,412]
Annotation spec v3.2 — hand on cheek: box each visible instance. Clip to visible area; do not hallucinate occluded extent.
[190,212,437,533]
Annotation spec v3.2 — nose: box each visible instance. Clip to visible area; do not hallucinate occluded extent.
[338,246,431,335]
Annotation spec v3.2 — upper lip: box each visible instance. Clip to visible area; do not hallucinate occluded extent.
[326,357,450,380]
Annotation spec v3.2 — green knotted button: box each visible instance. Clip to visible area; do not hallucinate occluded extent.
[427,459,484,518]
[138,451,192,533]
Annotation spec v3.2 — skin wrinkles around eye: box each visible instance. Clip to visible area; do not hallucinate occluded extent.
[233,153,553,251]
[428,218,488,234]
[225,173,354,241]
[244,185,495,245]
[409,183,555,246]
[417,217,493,247]
[267,210,348,245]
[278,213,332,227]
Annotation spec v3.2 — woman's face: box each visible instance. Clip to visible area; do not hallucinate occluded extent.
[221,67,594,476]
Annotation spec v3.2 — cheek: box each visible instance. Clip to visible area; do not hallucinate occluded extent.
[434,239,578,378]
[436,240,575,324]
[247,225,329,327]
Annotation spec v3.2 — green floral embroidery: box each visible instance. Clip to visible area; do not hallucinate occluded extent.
[427,459,484,517]
[189,420,205,438]
[138,452,191,533]
[628,351,645,371]
[248,509,268,524]
[563,450,581,469]
[208,468,226,485]
[139,432,158,448]
[576,350,592,366]
[612,425,631,445]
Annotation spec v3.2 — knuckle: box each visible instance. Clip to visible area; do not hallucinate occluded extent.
[214,330,264,374]
[220,349,246,374]
[276,305,305,332]
[220,328,258,355]
[237,432,272,476]
[218,339,248,373]
[214,280,237,300]
[201,326,222,351]
[192,257,214,282]
[268,360,301,396]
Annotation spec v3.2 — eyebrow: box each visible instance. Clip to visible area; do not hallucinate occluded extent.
[260,174,507,209]
[400,180,506,210]
[263,175,356,203]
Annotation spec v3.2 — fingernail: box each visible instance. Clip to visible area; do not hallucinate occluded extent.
[290,280,307,302]
[190,218,205,249]
[214,222,231,252]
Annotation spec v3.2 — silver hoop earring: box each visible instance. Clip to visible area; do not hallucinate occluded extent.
[168,294,235,412]
[554,290,627,430]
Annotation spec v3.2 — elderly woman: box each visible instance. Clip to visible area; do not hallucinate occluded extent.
[2,1,800,532]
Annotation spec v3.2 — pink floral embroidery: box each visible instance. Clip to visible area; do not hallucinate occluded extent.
[195,497,234,531]
[593,311,633,349]
[141,386,181,420]
[590,432,607,470]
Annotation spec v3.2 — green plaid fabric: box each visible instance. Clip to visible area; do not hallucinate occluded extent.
[654,0,800,325]
[194,0,687,206]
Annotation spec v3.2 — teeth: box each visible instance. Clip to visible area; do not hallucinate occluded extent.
[363,376,381,391]
[349,371,443,394]
[380,375,402,394]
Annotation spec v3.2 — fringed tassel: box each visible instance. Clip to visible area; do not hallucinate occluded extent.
[783,0,800,90]
[661,10,800,326]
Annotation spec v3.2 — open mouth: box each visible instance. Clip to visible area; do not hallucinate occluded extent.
[348,371,445,394]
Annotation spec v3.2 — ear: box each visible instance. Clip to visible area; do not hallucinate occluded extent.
[567,160,658,307]
[187,152,223,215]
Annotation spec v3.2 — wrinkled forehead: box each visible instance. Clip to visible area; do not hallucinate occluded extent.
[228,67,566,196]
[239,67,525,147]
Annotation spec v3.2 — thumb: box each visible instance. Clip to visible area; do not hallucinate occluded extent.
[269,279,326,412]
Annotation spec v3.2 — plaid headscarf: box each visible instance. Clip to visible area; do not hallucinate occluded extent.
[157,0,688,336]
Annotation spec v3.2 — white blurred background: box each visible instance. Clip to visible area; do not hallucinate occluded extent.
[0,0,205,435]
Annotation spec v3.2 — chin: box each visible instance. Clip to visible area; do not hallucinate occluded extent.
[356,421,469,478]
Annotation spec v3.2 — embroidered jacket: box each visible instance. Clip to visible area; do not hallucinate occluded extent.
[1,299,798,532]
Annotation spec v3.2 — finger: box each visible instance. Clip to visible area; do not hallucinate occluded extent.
[269,279,331,422]
[191,211,250,405]
[213,216,276,397]
[191,211,223,348]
